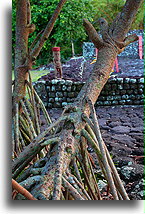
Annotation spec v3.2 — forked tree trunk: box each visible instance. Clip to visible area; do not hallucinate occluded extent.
[12,0,143,200]
[13,0,67,108]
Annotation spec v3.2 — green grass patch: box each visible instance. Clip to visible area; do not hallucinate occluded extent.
[12,69,50,82]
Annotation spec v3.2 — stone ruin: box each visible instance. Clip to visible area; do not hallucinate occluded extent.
[83,30,144,59]
[33,30,144,108]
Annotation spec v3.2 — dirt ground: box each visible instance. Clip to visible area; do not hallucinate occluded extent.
[38,57,144,199]
[38,56,144,82]
[45,105,144,200]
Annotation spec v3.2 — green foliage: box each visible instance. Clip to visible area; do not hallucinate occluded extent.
[91,0,143,30]
[12,0,95,66]
[12,0,143,66]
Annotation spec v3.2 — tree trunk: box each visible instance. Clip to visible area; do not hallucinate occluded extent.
[13,0,67,108]
[12,0,143,200]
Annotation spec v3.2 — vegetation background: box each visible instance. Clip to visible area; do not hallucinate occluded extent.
[12,0,143,67]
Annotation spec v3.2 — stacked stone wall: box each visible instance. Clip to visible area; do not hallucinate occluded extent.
[33,77,144,108]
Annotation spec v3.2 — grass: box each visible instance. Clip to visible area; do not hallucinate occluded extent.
[12,69,50,82]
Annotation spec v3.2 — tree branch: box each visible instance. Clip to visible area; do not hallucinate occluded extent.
[30,0,67,60]
[12,179,37,200]
[83,19,104,49]
[123,34,139,47]
[111,0,143,41]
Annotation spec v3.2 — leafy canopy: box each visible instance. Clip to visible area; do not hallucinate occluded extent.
[12,0,143,66]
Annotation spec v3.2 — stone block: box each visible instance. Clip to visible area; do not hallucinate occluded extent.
[51,86,56,91]
[108,90,114,95]
[133,100,140,105]
[130,84,138,89]
[58,80,66,85]
[55,85,62,91]
[33,82,45,93]
[49,92,55,98]
[130,79,137,84]
[104,101,112,105]
[51,79,59,84]
[63,92,68,97]
[126,100,133,105]
[45,81,52,86]
[53,102,61,108]
[138,84,144,89]
[62,102,68,107]
[119,100,126,105]
[68,92,75,98]
[98,96,106,101]
[62,97,67,102]
[71,85,76,91]
[138,78,144,83]
[46,86,51,91]
[140,99,144,104]
[76,84,83,91]
[127,90,133,95]
[120,90,126,95]
[124,84,130,89]
[107,96,114,101]
[56,92,63,97]
[96,101,104,106]
[62,85,67,91]
[117,78,124,83]
[114,95,121,100]
[129,94,136,100]
[47,103,53,108]
[104,84,112,91]
[67,86,72,92]
[118,84,123,90]
[112,100,119,105]
[65,80,73,86]
[136,94,144,99]
[133,89,139,94]
[115,90,120,95]
[112,84,117,90]
[122,95,129,100]
[49,98,54,103]
[124,78,130,83]
[67,98,74,102]
[138,89,143,94]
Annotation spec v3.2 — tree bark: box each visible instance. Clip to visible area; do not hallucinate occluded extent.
[13,0,67,107]
[12,0,143,200]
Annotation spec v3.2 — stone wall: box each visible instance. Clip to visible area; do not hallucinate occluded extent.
[33,77,144,108]
[83,30,144,59]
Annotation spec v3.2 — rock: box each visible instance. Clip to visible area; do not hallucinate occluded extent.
[111,126,131,134]
[62,102,68,107]
[112,145,132,157]
[56,92,63,98]
[120,166,135,180]
[98,119,106,127]
[130,179,144,200]
[120,164,143,181]
[98,180,107,192]
[62,85,67,91]
[108,121,122,128]
[111,134,136,147]
[130,127,144,133]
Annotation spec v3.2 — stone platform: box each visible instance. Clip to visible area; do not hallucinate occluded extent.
[34,76,144,108]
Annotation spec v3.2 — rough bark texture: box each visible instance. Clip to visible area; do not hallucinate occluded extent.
[13,0,67,107]
[12,0,143,200]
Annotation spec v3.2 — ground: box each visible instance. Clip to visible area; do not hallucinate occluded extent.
[42,105,144,200]
[37,56,144,199]
[38,56,144,82]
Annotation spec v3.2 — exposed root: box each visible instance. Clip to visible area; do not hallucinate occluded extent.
[12,78,130,200]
